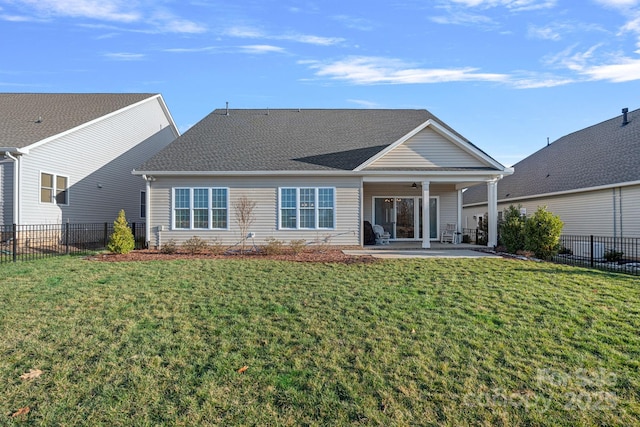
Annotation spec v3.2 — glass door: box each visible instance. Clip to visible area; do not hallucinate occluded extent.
[395,198,414,239]
[375,196,438,241]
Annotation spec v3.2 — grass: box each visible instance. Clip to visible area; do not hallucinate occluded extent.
[1,256,639,426]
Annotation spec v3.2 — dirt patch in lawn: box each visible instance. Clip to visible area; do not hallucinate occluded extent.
[87,248,377,264]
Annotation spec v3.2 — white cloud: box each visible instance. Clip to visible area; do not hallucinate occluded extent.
[224,25,344,46]
[3,0,205,33]
[582,57,640,81]
[103,52,146,61]
[151,11,206,34]
[527,24,562,41]
[240,45,286,54]
[347,99,381,108]
[16,0,140,22]
[332,15,375,31]
[447,0,557,11]
[303,56,508,84]
[430,12,495,26]
[593,0,640,8]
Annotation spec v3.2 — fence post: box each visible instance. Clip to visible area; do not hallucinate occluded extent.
[12,224,17,263]
[103,222,108,248]
[65,221,70,255]
[131,222,136,247]
[590,235,594,268]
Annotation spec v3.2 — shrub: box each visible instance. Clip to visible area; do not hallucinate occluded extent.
[182,236,208,254]
[262,237,284,255]
[289,239,306,255]
[604,250,624,263]
[499,204,526,253]
[107,210,135,254]
[523,206,563,260]
[209,238,226,255]
[160,239,177,254]
[315,234,332,253]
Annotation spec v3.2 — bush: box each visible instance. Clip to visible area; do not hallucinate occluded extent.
[289,239,306,255]
[262,237,285,255]
[160,239,177,254]
[523,206,563,260]
[604,250,624,263]
[107,210,135,254]
[209,238,226,255]
[182,236,208,254]
[499,204,526,253]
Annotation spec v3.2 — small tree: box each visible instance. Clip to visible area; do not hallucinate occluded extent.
[499,204,526,253]
[108,209,135,254]
[523,206,563,260]
[234,195,256,253]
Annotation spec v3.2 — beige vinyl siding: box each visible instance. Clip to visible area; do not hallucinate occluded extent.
[463,184,640,238]
[19,97,176,224]
[366,127,488,169]
[0,160,13,224]
[363,182,458,238]
[621,185,640,237]
[149,176,361,247]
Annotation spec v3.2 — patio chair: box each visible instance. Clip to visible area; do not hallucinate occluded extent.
[372,224,390,245]
[440,223,457,243]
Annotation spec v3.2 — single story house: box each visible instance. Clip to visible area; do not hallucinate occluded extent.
[134,108,512,248]
[0,93,179,225]
[463,107,640,238]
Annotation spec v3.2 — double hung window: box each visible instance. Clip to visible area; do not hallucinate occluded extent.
[173,188,228,229]
[279,187,335,230]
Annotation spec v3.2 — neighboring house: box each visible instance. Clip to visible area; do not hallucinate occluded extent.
[463,107,640,238]
[135,108,512,248]
[0,93,179,225]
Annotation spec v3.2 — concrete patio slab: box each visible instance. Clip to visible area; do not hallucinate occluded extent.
[343,249,500,259]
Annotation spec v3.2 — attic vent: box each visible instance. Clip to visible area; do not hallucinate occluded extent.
[622,108,629,126]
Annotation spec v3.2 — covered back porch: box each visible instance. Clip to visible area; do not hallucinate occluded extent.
[361,177,499,249]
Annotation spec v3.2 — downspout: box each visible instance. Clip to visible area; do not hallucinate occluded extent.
[142,175,153,248]
[4,152,20,225]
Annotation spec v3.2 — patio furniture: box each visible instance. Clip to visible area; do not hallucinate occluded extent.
[440,223,457,243]
[373,224,391,245]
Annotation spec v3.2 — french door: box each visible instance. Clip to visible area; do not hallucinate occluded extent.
[373,197,438,240]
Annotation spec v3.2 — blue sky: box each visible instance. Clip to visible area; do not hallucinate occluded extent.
[2,0,640,166]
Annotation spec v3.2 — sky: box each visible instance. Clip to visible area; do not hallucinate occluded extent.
[2,0,640,166]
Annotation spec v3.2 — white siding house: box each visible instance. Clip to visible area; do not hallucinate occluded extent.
[0,93,179,225]
[463,107,640,238]
[135,108,512,249]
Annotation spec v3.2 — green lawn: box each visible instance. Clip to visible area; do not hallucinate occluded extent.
[1,257,639,426]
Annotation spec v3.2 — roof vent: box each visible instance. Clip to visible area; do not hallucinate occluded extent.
[225,102,229,116]
[622,107,629,126]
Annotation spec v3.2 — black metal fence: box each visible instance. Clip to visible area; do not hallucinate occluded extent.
[553,235,640,275]
[1,222,146,264]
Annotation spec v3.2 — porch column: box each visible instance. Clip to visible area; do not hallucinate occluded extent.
[457,189,463,243]
[422,181,430,249]
[487,179,498,247]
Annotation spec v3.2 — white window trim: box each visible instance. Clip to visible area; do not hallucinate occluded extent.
[278,187,336,230]
[172,187,230,231]
[39,171,69,206]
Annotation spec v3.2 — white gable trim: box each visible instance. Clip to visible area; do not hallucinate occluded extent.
[354,119,505,172]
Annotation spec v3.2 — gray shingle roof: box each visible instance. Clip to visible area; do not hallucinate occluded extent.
[463,108,640,205]
[138,108,494,172]
[0,93,157,149]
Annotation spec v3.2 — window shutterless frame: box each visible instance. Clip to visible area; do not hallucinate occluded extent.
[172,187,229,230]
[278,187,336,230]
[39,171,69,205]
